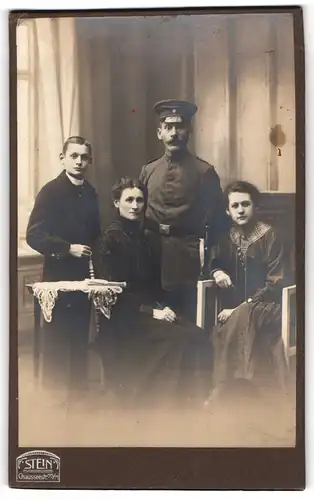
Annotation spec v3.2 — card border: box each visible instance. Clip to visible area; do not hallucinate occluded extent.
[9,5,305,490]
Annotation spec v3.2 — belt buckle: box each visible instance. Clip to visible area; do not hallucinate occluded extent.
[159,224,170,235]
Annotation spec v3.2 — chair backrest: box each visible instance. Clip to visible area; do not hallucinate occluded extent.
[259,192,295,285]
[281,285,296,366]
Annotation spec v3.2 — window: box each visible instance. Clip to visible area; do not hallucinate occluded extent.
[17,20,37,252]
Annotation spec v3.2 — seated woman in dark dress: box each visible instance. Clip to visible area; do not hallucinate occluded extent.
[95,177,212,409]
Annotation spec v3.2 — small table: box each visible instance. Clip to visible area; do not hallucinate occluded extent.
[25,281,124,388]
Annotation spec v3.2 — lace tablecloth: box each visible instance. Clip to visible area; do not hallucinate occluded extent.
[30,279,126,323]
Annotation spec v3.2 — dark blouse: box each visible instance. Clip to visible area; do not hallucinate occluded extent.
[95,215,164,321]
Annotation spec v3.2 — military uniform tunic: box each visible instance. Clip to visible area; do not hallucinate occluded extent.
[140,150,227,293]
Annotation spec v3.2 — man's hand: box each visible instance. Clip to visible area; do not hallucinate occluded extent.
[217,308,235,324]
[213,270,233,289]
[153,307,177,323]
[69,244,92,258]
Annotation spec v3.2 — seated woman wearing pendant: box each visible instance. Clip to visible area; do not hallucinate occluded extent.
[94,177,212,410]
[206,181,288,404]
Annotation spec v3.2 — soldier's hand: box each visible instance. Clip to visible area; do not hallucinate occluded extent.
[213,270,233,289]
[69,244,92,258]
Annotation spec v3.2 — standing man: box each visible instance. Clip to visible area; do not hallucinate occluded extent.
[26,136,101,403]
[140,100,228,321]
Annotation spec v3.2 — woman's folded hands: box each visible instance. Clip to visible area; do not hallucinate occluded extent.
[153,306,177,323]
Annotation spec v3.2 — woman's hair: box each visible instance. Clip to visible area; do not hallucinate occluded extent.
[62,136,92,156]
[111,176,147,202]
[224,180,261,207]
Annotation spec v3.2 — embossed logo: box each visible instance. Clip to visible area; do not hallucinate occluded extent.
[16,450,60,483]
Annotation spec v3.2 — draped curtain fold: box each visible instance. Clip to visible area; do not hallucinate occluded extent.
[35,17,80,187]
[18,18,80,250]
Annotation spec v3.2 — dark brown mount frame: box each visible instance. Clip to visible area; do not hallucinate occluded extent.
[9,6,305,490]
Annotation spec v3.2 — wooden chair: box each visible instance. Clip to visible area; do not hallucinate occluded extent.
[196,279,296,367]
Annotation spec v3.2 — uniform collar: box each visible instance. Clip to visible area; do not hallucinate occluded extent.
[164,148,190,163]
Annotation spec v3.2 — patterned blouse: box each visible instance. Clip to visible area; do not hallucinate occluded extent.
[210,220,285,306]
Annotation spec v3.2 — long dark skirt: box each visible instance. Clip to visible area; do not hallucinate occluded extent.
[211,301,288,393]
[97,313,212,408]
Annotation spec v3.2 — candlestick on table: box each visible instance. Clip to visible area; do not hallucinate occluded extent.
[89,255,100,333]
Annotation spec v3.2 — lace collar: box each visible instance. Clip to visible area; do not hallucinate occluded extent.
[230,220,271,253]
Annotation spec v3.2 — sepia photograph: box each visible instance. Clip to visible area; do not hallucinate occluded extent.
[10,6,304,488]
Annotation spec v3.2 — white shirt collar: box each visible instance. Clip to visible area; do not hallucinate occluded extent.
[65,171,84,186]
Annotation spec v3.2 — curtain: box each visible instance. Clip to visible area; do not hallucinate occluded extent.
[18,18,80,251]
[19,13,296,248]
[193,13,295,191]
[75,13,295,216]
[76,15,195,229]
[34,18,80,188]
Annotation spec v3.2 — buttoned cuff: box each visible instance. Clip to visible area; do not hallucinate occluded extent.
[139,304,154,315]
[49,243,71,258]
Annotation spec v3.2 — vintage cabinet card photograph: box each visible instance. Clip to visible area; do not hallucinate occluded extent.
[9,6,305,490]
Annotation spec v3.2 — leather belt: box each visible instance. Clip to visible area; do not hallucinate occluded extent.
[144,218,201,237]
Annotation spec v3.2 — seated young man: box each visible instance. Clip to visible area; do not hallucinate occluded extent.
[207,181,288,403]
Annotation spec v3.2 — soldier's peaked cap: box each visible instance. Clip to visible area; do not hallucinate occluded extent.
[153,99,198,122]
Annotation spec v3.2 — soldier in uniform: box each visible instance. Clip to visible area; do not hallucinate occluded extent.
[139,99,228,321]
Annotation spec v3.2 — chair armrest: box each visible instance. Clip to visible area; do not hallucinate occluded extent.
[196,279,218,328]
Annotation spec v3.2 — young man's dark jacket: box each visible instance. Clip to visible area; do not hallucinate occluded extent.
[26,170,101,282]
